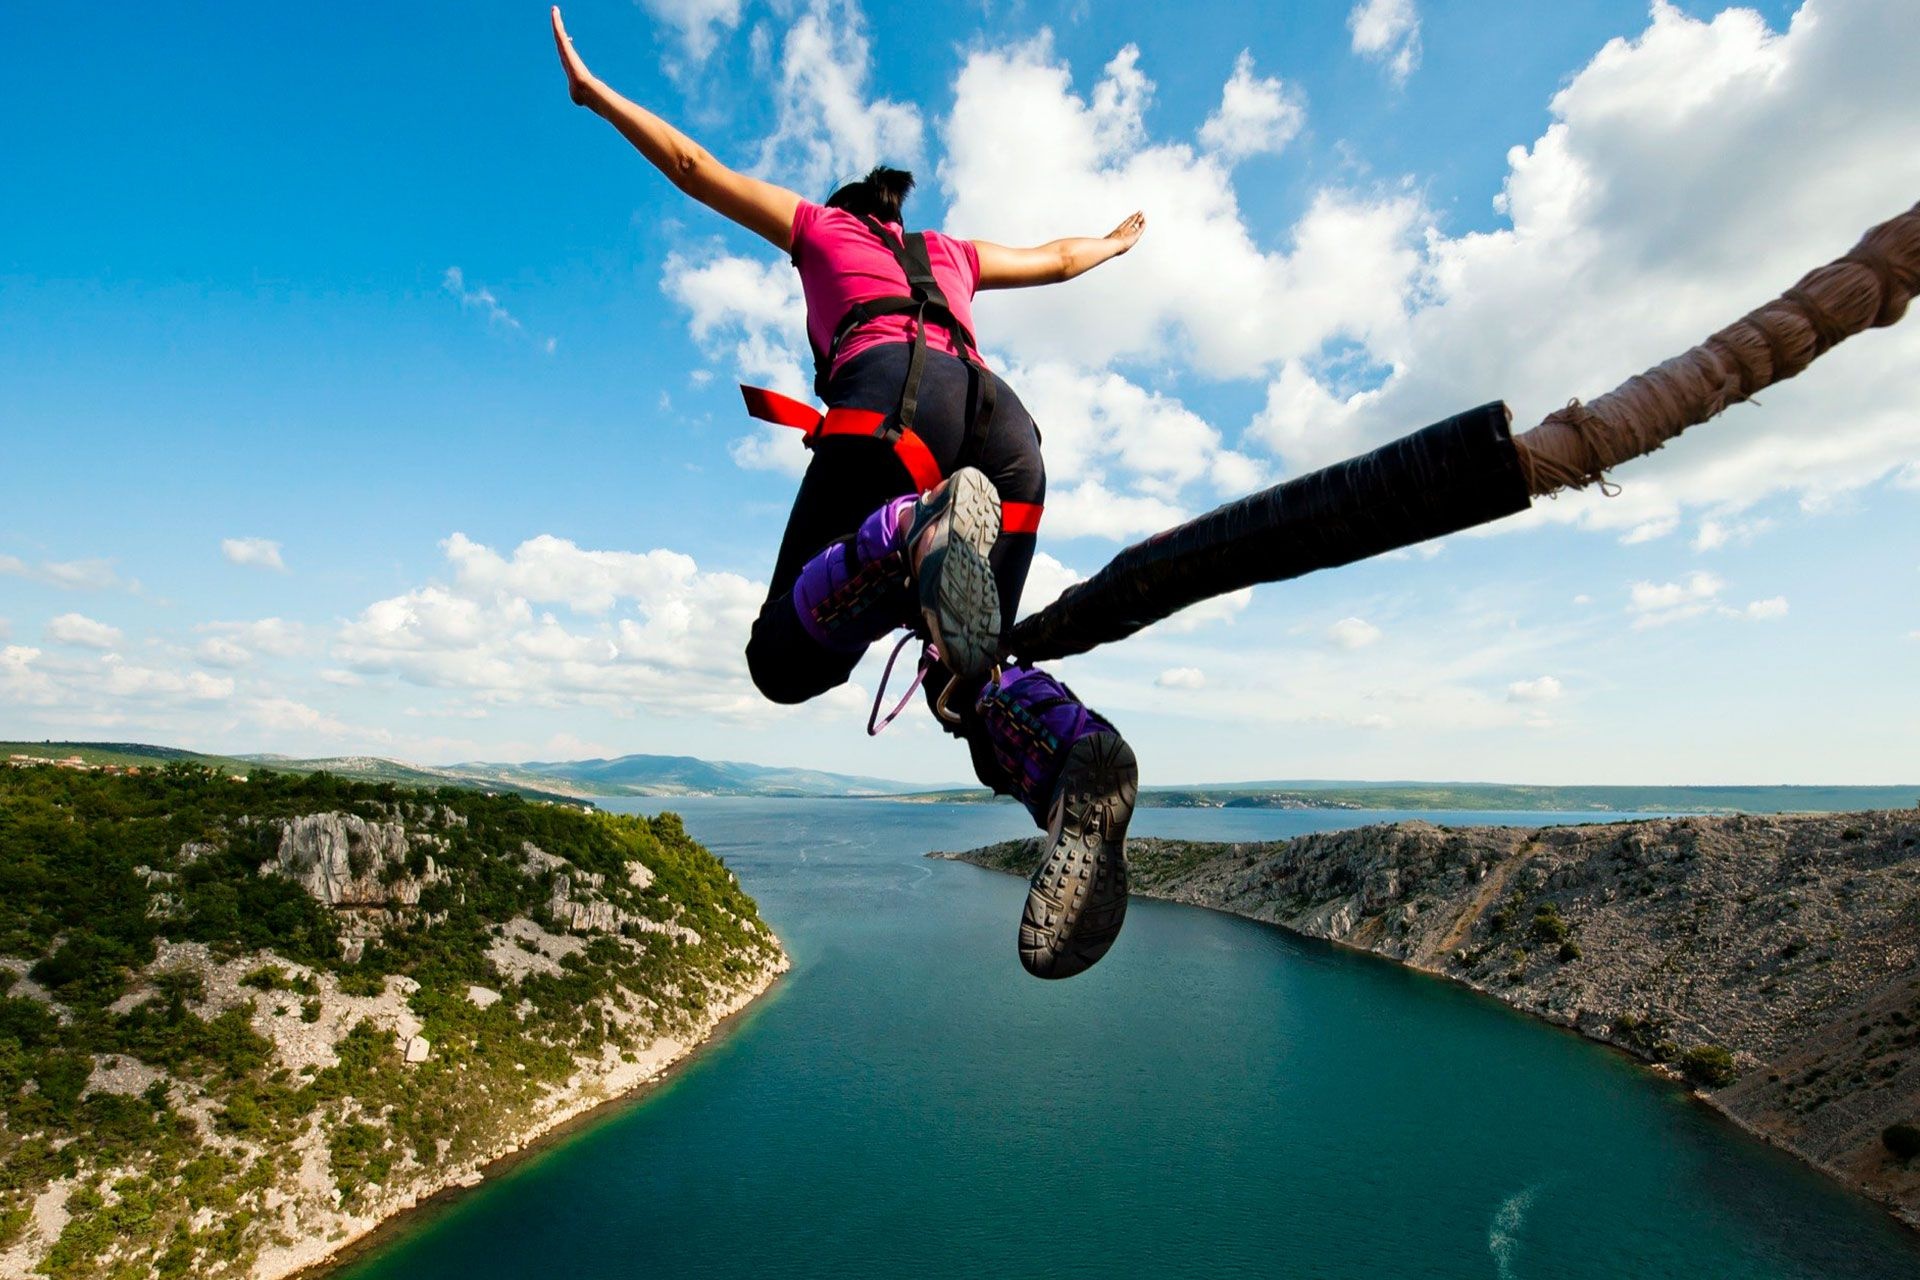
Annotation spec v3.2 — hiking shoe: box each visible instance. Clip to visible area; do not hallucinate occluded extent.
[903,467,1003,679]
[976,667,1136,979]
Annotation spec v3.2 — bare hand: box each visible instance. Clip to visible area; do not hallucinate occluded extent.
[552,7,595,106]
[1106,211,1147,253]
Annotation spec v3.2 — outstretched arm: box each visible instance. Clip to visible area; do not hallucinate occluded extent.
[972,213,1146,290]
[552,7,800,250]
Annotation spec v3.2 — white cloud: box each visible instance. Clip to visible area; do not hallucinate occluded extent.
[1156,666,1205,690]
[46,613,122,650]
[334,533,781,721]
[1572,594,1593,606]
[1738,595,1789,621]
[1014,552,1084,621]
[1627,571,1725,627]
[196,637,252,668]
[1001,360,1263,541]
[220,537,286,572]
[443,267,521,331]
[754,0,923,193]
[1326,616,1382,649]
[1693,515,1774,551]
[642,0,742,64]
[0,555,130,592]
[945,38,1426,379]
[1348,0,1422,83]
[1320,617,1382,652]
[0,645,58,706]
[1198,51,1305,161]
[663,247,812,474]
[1273,0,1920,532]
[194,621,307,660]
[1506,675,1563,703]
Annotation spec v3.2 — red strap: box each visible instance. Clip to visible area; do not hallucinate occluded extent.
[739,384,943,492]
[891,429,944,492]
[739,384,823,432]
[1002,502,1043,535]
[813,406,889,440]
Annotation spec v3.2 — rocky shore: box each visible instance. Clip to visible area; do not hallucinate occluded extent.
[0,768,787,1280]
[934,808,1920,1226]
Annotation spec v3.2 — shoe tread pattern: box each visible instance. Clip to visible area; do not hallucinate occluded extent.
[1017,731,1136,980]
[917,468,1003,678]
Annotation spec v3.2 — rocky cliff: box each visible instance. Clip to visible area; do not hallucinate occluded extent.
[936,808,1920,1226]
[0,767,787,1280]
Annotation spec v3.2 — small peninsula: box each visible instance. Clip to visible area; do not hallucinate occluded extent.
[937,809,1920,1226]
[0,765,786,1279]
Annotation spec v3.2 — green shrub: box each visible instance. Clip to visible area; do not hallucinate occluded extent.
[1883,1123,1920,1162]
[1680,1043,1737,1088]
[1558,940,1582,962]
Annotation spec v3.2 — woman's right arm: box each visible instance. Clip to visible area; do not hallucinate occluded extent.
[972,212,1147,290]
[552,7,800,251]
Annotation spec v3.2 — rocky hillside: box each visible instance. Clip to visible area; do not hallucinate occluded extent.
[0,766,786,1279]
[938,809,1920,1226]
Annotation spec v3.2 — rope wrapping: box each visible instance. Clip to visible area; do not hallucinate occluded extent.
[1515,201,1920,494]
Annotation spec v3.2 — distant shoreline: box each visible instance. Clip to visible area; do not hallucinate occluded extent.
[935,807,1920,1230]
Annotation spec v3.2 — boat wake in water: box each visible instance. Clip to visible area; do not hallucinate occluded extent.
[1489,1183,1544,1280]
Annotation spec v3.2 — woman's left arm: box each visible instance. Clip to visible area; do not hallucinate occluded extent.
[972,212,1146,290]
[553,7,799,250]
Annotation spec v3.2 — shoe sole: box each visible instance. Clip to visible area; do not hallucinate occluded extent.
[915,468,1003,679]
[1018,731,1136,980]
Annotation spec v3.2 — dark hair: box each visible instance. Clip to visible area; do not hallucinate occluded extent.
[825,166,914,224]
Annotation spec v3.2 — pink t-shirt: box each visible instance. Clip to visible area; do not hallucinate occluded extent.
[789,200,985,379]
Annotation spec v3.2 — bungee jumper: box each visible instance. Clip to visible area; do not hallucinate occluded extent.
[554,8,1142,979]
[553,3,1920,982]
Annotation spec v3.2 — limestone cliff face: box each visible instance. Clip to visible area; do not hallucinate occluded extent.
[262,811,446,908]
[937,809,1920,1227]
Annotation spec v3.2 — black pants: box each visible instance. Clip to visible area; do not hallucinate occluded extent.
[745,344,1046,792]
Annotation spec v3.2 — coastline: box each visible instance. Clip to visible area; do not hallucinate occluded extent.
[933,810,1920,1231]
[276,951,789,1280]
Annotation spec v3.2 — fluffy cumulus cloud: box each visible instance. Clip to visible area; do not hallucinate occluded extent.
[1348,0,1422,83]
[663,248,812,473]
[45,613,123,650]
[332,533,784,721]
[1506,675,1563,704]
[1198,51,1306,161]
[1626,571,1791,627]
[754,0,922,193]
[193,618,309,666]
[220,537,286,572]
[945,38,1424,379]
[1156,666,1205,690]
[1272,0,1920,534]
[1627,571,1726,627]
[1326,616,1382,650]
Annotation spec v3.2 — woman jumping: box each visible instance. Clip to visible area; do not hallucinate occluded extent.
[553,7,1143,979]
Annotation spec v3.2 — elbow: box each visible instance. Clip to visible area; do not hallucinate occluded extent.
[1053,243,1079,283]
[669,146,711,193]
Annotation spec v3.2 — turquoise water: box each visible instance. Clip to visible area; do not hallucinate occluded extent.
[335,801,1920,1279]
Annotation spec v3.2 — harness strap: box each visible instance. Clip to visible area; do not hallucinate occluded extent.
[739,385,944,493]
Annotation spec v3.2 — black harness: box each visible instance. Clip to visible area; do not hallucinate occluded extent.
[802,214,997,470]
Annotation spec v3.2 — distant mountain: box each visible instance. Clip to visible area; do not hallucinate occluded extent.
[453,753,919,798]
[5,742,929,800]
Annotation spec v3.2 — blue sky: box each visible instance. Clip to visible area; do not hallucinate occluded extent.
[2,0,1915,784]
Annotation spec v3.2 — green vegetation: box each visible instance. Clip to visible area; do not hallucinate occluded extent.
[1680,1043,1739,1088]
[0,764,778,1279]
[1883,1123,1920,1162]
